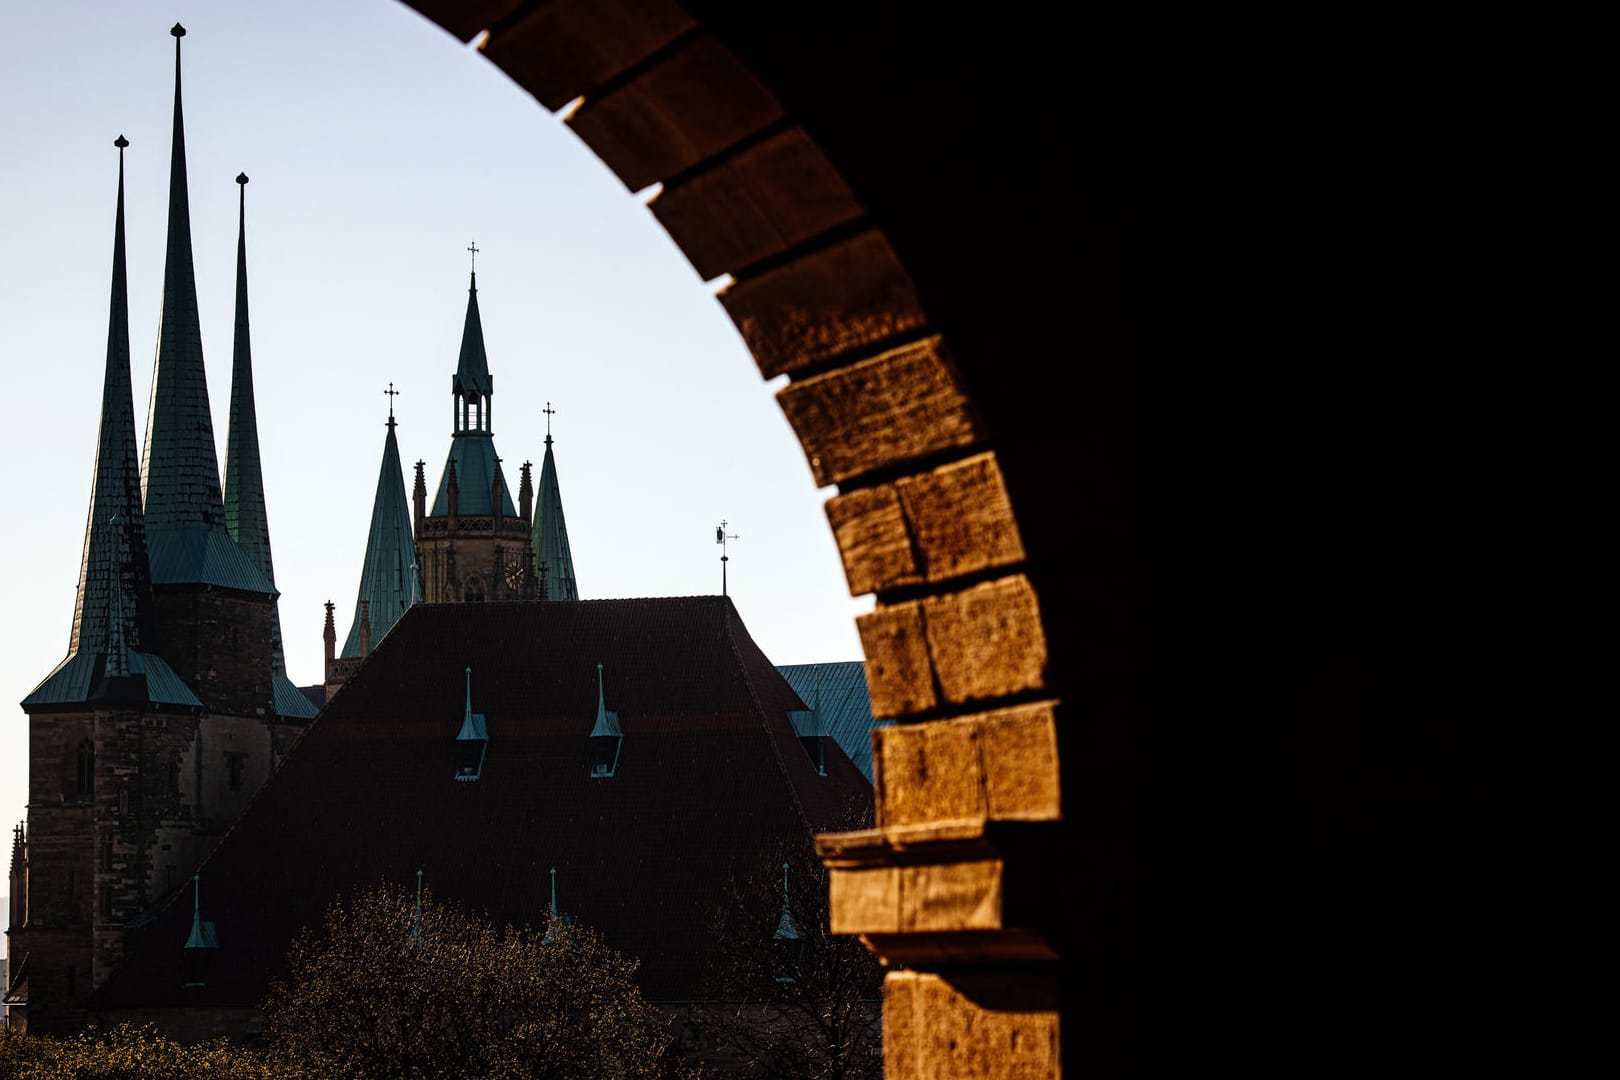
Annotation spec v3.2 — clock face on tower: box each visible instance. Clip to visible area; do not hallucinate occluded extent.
[504,563,527,591]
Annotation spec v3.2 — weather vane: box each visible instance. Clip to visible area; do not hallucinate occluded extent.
[716,520,739,596]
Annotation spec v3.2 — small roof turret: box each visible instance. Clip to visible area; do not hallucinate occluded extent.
[454,667,489,781]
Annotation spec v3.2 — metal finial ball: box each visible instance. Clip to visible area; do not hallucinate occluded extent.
[114,135,129,148]
[171,23,186,38]
[236,172,249,185]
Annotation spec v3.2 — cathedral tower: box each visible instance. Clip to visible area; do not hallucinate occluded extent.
[414,258,538,603]
[12,26,307,1032]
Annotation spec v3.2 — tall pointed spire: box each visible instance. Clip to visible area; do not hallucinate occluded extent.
[222,173,311,719]
[224,172,272,594]
[69,135,156,663]
[342,405,421,657]
[454,249,492,405]
[24,137,200,712]
[531,403,578,601]
[140,24,272,596]
[431,260,514,519]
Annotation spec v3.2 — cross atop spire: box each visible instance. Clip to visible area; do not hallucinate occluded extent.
[543,401,556,444]
[386,381,399,422]
[468,240,478,274]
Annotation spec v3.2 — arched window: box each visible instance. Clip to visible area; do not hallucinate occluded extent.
[75,738,95,799]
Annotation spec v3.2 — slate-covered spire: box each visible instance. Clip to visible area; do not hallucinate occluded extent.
[224,173,272,597]
[454,266,493,407]
[342,404,421,657]
[431,258,515,519]
[140,24,272,596]
[70,136,156,663]
[223,173,312,720]
[23,138,200,713]
[530,404,578,601]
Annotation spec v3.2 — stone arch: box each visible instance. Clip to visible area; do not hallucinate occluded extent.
[394,5,1148,1075]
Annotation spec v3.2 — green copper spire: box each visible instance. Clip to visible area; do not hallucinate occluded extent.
[224,175,314,719]
[224,174,272,595]
[70,136,157,664]
[342,409,421,657]
[431,261,515,519]
[141,25,273,596]
[454,263,492,400]
[22,138,201,713]
[530,404,578,601]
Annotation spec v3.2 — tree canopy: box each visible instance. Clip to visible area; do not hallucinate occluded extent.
[262,879,684,1080]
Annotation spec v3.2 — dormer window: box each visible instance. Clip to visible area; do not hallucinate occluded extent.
[182,874,219,988]
[454,667,489,782]
[788,710,827,777]
[588,663,622,778]
[773,862,803,983]
[788,668,828,776]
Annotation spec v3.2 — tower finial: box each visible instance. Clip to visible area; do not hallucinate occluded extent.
[115,134,129,150]
[385,381,399,424]
[543,401,556,443]
[171,22,186,38]
[716,520,739,596]
[468,239,478,276]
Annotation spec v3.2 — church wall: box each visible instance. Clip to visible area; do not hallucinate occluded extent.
[189,714,275,836]
[151,589,274,718]
[16,713,96,1033]
[17,701,289,1032]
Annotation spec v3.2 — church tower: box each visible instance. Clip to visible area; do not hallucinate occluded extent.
[413,254,538,603]
[12,26,306,1033]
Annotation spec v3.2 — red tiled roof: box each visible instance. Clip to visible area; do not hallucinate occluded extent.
[96,597,873,1007]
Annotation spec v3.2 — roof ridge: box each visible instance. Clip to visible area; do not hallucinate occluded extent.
[721,596,816,835]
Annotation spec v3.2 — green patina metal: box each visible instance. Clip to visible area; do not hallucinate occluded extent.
[455,667,489,781]
[66,137,158,673]
[454,270,493,399]
[430,271,518,518]
[23,650,203,711]
[140,26,271,596]
[342,416,421,658]
[146,525,275,594]
[531,420,579,601]
[589,662,622,777]
[777,662,885,782]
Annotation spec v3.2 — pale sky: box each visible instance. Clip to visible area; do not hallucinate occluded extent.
[0,1,872,862]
